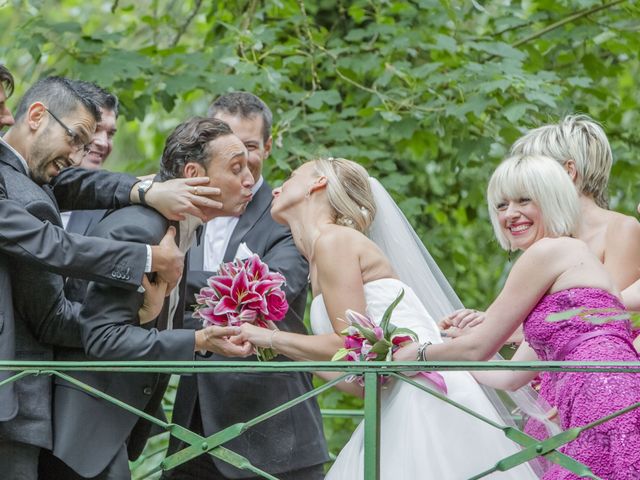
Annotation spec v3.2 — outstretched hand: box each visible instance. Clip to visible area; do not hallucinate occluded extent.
[195,326,253,357]
[141,177,224,222]
[438,308,486,338]
[150,226,184,291]
[235,322,275,349]
[392,341,419,362]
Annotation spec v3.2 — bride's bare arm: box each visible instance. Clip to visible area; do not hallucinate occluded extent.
[470,342,540,391]
[238,230,367,361]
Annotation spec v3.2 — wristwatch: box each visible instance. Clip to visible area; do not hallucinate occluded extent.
[137,179,154,206]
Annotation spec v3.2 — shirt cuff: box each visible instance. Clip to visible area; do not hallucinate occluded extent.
[145,245,153,273]
[137,245,153,293]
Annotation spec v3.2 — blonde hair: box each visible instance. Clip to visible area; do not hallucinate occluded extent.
[487,155,580,250]
[509,114,612,208]
[313,157,376,233]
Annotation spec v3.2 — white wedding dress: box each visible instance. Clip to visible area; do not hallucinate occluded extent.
[311,278,538,479]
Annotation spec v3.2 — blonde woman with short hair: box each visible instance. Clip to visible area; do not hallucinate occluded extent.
[397,155,640,479]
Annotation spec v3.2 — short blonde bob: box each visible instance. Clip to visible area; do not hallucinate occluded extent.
[509,114,612,208]
[487,155,580,250]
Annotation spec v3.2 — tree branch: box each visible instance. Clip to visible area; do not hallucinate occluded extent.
[512,0,628,48]
[172,0,203,47]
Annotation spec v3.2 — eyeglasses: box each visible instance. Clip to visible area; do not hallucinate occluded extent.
[45,107,89,153]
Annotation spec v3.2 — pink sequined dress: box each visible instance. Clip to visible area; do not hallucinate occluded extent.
[522,287,640,479]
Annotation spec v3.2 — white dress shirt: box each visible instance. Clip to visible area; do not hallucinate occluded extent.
[167,214,203,329]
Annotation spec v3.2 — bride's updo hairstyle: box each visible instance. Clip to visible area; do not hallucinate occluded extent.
[487,154,580,250]
[313,157,377,233]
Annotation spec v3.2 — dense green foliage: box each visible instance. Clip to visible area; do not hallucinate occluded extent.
[2,0,640,475]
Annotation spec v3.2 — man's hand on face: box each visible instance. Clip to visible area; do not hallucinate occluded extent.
[150,226,184,291]
[133,177,224,222]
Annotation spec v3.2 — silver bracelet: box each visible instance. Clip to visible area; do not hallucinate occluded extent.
[417,341,432,361]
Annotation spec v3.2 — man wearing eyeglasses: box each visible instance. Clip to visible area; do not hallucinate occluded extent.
[0,75,231,479]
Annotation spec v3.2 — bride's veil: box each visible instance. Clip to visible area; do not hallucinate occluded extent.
[367,177,558,448]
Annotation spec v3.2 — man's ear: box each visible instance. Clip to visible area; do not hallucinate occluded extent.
[27,102,47,131]
[183,162,207,178]
[263,136,273,159]
[564,159,578,183]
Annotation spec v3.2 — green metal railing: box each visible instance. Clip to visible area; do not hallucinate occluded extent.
[2,360,640,479]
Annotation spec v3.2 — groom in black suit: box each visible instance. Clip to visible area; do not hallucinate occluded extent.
[165,93,328,480]
[43,116,255,480]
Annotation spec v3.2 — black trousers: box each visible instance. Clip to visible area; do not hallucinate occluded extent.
[161,401,325,480]
[0,441,39,480]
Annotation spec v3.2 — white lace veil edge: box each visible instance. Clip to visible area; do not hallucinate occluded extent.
[367,177,556,473]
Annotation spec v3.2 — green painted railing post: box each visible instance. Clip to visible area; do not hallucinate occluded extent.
[364,371,381,480]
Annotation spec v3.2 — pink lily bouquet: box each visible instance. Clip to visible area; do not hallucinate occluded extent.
[332,290,447,392]
[193,254,288,361]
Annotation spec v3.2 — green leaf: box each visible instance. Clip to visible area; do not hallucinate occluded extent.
[380,289,405,334]
[503,103,538,123]
[306,90,343,110]
[331,348,353,361]
[469,41,526,62]
[390,327,419,342]
[379,110,402,122]
[370,339,392,354]
[546,309,584,322]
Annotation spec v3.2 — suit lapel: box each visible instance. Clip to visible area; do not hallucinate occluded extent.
[41,185,61,213]
[223,182,272,262]
[189,225,205,271]
[0,141,29,176]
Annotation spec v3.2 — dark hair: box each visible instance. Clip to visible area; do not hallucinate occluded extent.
[0,64,14,97]
[159,117,233,181]
[207,91,272,144]
[74,80,119,117]
[14,76,101,123]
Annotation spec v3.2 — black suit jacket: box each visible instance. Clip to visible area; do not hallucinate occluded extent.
[52,206,195,478]
[169,181,329,478]
[0,142,148,434]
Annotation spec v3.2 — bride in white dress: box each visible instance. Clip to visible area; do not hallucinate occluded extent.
[238,157,537,479]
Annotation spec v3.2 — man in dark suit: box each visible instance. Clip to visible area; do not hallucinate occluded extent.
[62,81,119,234]
[44,117,255,480]
[0,76,218,479]
[165,93,328,480]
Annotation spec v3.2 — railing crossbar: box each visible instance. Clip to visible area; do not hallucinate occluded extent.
[1,361,639,479]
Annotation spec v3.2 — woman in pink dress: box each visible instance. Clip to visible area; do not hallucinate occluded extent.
[397,154,640,479]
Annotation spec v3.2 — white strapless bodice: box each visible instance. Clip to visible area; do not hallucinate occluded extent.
[312,277,538,479]
[310,278,443,344]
